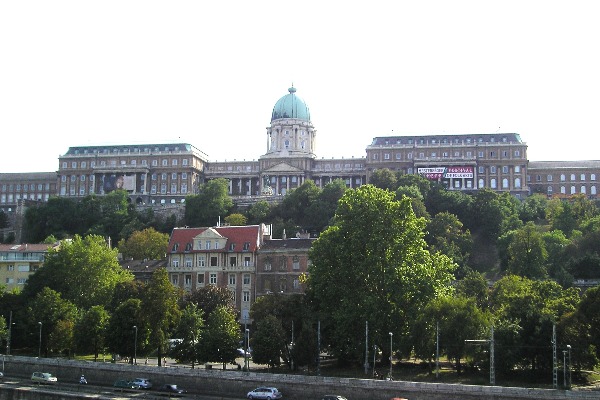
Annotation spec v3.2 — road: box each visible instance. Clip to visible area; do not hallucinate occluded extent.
[0,376,247,399]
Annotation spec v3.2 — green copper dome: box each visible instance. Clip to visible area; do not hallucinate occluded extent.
[271,86,311,122]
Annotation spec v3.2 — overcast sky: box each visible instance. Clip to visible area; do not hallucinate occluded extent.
[1,1,599,173]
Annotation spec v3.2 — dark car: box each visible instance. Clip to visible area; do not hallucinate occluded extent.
[159,384,186,394]
[113,379,140,390]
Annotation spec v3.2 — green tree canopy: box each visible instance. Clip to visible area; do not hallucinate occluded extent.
[185,178,233,227]
[142,268,181,366]
[307,185,456,362]
[27,287,77,357]
[117,227,169,260]
[506,222,548,279]
[74,305,110,361]
[22,235,134,309]
[198,305,240,367]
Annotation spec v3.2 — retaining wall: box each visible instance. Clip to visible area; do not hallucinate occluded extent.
[1,356,597,400]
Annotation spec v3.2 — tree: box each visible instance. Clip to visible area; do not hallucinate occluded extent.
[224,213,247,226]
[198,305,240,368]
[419,296,489,373]
[106,298,144,362]
[251,315,286,368]
[279,181,321,230]
[74,305,110,361]
[246,201,272,225]
[490,276,579,372]
[141,268,181,366]
[506,222,548,279]
[425,212,472,276]
[184,285,235,317]
[22,235,134,309]
[307,185,456,362]
[117,227,169,260]
[454,270,489,309]
[369,168,398,191]
[185,178,233,227]
[171,303,204,368]
[27,287,77,357]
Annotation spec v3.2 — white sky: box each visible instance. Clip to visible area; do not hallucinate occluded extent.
[1,1,599,173]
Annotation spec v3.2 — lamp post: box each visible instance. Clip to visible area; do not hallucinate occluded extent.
[372,345,378,378]
[133,325,138,365]
[245,328,250,372]
[388,332,393,380]
[566,345,571,389]
[38,322,42,358]
[563,350,567,388]
[6,311,13,356]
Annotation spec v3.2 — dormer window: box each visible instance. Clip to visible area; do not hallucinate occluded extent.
[172,243,179,252]
[243,242,250,251]
[185,243,192,251]
[230,243,236,251]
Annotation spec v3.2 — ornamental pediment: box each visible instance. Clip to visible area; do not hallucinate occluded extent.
[194,228,223,240]
[263,162,303,173]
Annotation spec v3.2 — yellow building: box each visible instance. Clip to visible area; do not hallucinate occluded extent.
[0,243,58,292]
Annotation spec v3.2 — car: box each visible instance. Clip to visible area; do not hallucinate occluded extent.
[247,386,283,399]
[159,384,186,394]
[113,379,141,390]
[237,348,251,357]
[132,377,152,389]
[322,396,348,400]
[31,372,57,384]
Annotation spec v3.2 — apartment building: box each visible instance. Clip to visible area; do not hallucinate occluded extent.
[0,243,59,291]
[166,224,271,321]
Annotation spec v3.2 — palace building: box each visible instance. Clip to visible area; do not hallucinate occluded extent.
[2,86,600,229]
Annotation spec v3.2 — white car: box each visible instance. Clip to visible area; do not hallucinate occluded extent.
[132,378,152,389]
[31,372,57,384]
[247,387,283,399]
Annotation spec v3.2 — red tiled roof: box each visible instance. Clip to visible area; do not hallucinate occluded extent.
[0,243,57,252]
[168,225,262,253]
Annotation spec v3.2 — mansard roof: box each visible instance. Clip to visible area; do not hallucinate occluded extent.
[168,225,263,253]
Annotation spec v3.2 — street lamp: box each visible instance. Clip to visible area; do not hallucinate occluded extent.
[133,325,138,365]
[567,344,571,389]
[245,328,250,372]
[372,345,378,378]
[38,322,42,358]
[563,350,567,388]
[388,332,393,380]
[6,311,13,356]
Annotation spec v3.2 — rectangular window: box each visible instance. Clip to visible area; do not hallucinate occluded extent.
[244,256,251,266]
[228,274,236,285]
[198,256,205,267]
[502,166,509,173]
[209,273,217,285]
[243,274,250,285]
[171,275,179,285]
[185,258,192,267]
[230,256,237,267]
[185,274,192,286]
[490,166,497,173]
[243,291,250,302]
[197,274,205,284]
[206,241,211,250]
[172,259,179,267]
[210,256,218,267]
